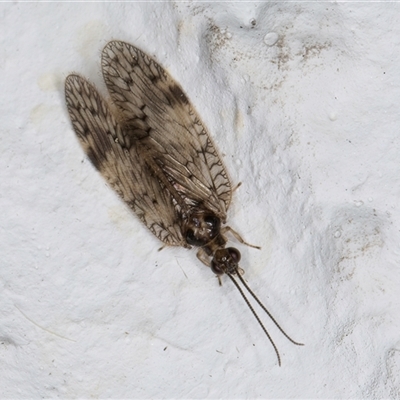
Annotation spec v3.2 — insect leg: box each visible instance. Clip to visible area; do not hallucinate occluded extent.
[196,248,211,267]
[221,226,261,250]
[197,248,225,285]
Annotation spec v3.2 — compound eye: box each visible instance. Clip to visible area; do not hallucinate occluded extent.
[227,248,241,263]
[211,260,224,275]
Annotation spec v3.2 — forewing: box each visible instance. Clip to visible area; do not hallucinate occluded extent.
[101,41,232,221]
[65,74,186,246]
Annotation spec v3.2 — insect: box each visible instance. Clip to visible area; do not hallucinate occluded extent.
[65,40,303,365]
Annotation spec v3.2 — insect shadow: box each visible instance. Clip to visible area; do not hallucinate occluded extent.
[65,40,303,366]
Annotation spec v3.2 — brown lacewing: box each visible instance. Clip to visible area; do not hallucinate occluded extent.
[65,40,303,365]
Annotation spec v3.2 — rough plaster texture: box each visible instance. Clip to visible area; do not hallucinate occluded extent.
[1,2,400,398]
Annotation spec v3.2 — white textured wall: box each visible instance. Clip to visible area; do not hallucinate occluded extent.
[1,2,400,398]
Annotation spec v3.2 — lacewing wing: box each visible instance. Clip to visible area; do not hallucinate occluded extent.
[65,41,303,365]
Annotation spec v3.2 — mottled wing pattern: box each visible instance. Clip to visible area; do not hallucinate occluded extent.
[101,41,232,221]
[65,75,186,247]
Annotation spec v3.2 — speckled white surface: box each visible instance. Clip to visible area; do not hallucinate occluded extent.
[2,2,400,398]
